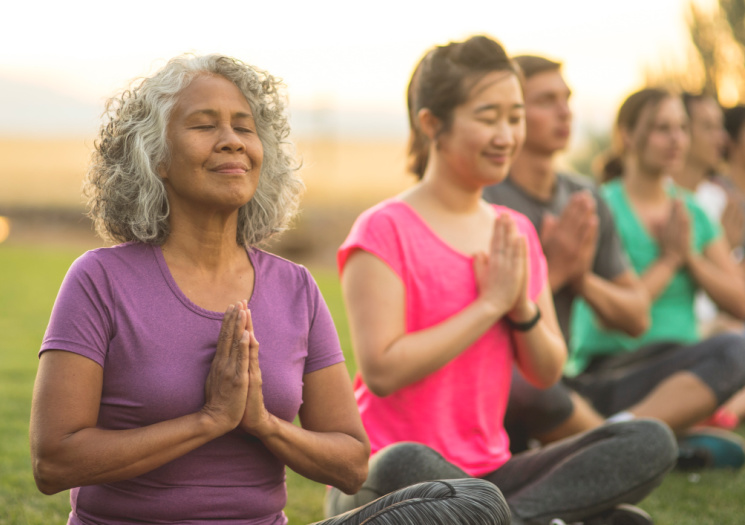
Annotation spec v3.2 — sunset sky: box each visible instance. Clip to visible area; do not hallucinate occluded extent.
[1,0,716,140]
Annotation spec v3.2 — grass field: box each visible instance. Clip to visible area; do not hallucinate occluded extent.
[2,243,745,524]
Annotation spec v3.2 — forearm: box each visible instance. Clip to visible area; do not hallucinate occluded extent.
[360,298,504,397]
[575,273,649,337]
[640,255,680,301]
[687,253,745,319]
[32,411,224,495]
[254,415,369,494]
[511,303,567,388]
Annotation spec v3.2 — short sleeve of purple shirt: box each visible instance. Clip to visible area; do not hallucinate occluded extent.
[40,242,345,525]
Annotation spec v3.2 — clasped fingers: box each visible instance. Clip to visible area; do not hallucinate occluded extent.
[202,302,251,433]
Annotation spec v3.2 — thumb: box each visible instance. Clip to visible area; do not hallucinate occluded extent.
[473,251,488,279]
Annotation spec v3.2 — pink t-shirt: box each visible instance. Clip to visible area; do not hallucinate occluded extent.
[338,199,547,476]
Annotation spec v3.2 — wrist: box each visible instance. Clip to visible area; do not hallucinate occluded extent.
[508,300,534,321]
[474,296,510,322]
[569,271,590,295]
[197,409,232,440]
[244,411,277,440]
[506,303,541,332]
[659,252,683,270]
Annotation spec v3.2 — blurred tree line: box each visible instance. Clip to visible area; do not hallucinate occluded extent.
[570,0,745,179]
[646,0,745,104]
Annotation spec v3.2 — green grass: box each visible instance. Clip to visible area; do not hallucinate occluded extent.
[2,244,745,524]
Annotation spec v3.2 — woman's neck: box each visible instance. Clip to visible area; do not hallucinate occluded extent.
[674,162,705,192]
[162,211,244,273]
[406,160,484,215]
[622,158,669,204]
[509,148,556,201]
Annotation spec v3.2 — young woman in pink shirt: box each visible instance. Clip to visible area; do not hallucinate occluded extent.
[327,35,678,525]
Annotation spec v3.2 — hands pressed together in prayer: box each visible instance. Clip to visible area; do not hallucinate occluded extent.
[656,199,692,269]
[540,191,599,293]
[202,300,270,438]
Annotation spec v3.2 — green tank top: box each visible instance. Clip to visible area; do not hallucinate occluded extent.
[565,178,720,377]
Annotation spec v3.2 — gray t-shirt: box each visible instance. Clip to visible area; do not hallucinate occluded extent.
[483,173,628,343]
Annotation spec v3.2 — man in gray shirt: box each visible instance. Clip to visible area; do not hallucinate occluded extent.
[484,55,650,451]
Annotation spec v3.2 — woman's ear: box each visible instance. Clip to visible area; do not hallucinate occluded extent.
[418,108,442,141]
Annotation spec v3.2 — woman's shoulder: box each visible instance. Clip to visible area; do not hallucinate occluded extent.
[344,198,415,242]
[353,198,412,226]
[70,242,152,273]
[250,248,314,287]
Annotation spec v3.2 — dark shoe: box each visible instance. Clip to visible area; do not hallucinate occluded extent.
[677,428,745,470]
[675,444,713,471]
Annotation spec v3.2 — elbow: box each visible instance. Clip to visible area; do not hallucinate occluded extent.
[341,460,369,495]
[365,381,394,398]
[625,312,650,338]
[538,366,565,389]
[730,302,745,322]
[525,357,566,390]
[361,370,398,398]
[626,290,651,337]
[337,440,371,495]
[32,456,68,495]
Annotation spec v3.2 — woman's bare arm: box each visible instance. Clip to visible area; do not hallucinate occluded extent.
[242,362,370,495]
[688,237,745,320]
[30,305,250,495]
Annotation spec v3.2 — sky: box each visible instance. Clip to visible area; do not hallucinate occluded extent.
[0,0,716,141]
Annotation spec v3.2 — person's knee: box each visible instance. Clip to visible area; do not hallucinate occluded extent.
[366,442,468,494]
[608,418,678,474]
[701,334,745,402]
[369,442,438,473]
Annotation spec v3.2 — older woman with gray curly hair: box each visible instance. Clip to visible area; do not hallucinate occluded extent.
[29,54,509,525]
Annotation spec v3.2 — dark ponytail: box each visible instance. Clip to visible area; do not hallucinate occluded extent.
[406,35,520,179]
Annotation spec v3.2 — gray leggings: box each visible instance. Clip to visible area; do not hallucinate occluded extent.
[315,478,510,524]
[566,333,745,416]
[326,419,677,525]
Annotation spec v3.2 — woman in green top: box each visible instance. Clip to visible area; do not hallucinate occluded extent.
[568,88,745,468]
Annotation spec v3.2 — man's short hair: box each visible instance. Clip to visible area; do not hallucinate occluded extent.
[513,55,562,80]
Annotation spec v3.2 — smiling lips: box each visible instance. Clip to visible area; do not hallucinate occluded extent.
[484,151,509,164]
[211,162,249,174]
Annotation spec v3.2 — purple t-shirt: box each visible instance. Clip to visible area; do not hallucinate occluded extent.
[40,242,344,525]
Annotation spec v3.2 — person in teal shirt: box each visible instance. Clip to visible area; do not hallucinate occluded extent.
[568,88,745,469]
[568,179,718,371]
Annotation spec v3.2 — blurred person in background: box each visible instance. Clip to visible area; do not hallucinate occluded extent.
[672,93,745,338]
[694,104,745,430]
[328,35,677,525]
[568,87,745,471]
[29,53,508,525]
[483,55,650,456]
[722,104,745,277]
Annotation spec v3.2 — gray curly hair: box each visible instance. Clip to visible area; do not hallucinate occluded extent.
[84,53,303,246]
